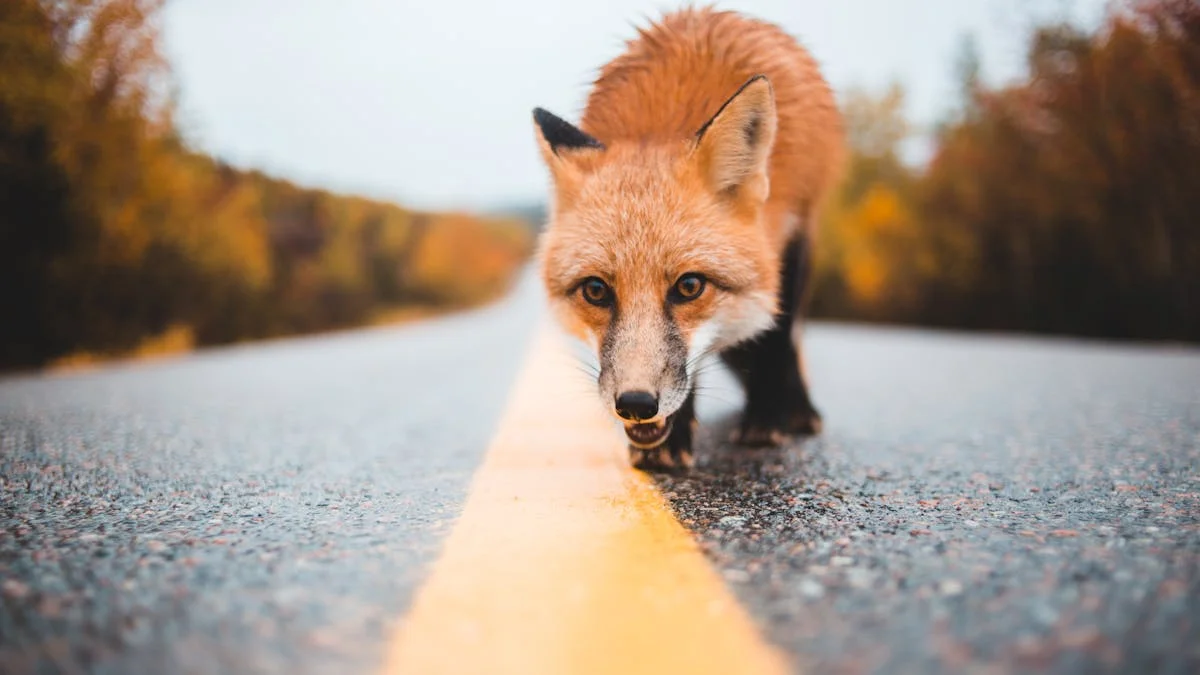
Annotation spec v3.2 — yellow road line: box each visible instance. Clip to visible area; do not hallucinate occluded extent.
[381,323,789,675]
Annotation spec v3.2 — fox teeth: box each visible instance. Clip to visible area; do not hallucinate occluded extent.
[625,419,672,448]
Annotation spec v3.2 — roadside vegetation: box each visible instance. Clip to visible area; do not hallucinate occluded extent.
[0,0,533,371]
[4,0,1195,372]
[813,0,1199,342]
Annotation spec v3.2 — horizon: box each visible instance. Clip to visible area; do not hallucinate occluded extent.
[163,0,1109,212]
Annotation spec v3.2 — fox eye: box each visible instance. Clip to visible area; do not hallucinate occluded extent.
[580,277,614,307]
[671,273,707,303]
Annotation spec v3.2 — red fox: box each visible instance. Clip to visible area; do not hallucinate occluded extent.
[533,7,845,470]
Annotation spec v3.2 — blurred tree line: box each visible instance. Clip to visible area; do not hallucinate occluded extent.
[813,0,1199,342]
[0,0,533,370]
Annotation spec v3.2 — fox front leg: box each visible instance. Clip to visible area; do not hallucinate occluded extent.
[720,232,823,445]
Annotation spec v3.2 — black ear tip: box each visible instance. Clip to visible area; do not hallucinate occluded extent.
[533,108,605,154]
[532,107,560,129]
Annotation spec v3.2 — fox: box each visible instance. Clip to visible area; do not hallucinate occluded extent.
[532,7,845,470]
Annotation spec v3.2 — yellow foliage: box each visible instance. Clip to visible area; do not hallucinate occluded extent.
[318,197,368,292]
[409,214,533,306]
[855,186,908,236]
[835,184,917,307]
[47,323,194,372]
[205,182,273,290]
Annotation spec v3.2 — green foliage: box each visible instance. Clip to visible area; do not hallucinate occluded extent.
[0,0,533,369]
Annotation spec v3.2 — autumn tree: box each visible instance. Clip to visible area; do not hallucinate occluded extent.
[0,0,534,369]
[922,0,1200,338]
[813,84,933,321]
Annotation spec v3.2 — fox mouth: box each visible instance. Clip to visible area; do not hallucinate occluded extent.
[624,418,673,448]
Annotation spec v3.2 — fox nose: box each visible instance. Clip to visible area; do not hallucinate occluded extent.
[615,390,658,422]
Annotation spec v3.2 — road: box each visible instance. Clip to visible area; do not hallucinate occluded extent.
[2,269,1198,674]
[672,324,1200,673]
[0,275,539,674]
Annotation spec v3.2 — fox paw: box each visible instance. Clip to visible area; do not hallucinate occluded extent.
[732,407,823,447]
[630,443,695,472]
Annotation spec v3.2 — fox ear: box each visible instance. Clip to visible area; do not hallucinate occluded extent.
[693,75,777,201]
[533,108,604,167]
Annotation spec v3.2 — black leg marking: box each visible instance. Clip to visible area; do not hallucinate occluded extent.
[630,387,696,472]
[665,388,697,467]
[720,232,821,446]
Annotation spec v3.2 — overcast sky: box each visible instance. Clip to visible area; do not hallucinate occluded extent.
[162,0,1110,211]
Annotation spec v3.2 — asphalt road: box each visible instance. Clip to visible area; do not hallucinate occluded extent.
[669,324,1200,674]
[2,270,1199,674]
[0,274,539,674]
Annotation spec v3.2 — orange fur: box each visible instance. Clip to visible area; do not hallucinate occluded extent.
[533,6,844,428]
[581,7,845,248]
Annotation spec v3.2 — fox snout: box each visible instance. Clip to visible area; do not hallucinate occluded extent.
[600,368,690,425]
[596,311,692,424]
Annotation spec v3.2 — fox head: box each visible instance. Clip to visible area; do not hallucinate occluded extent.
[533,76,781,434]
